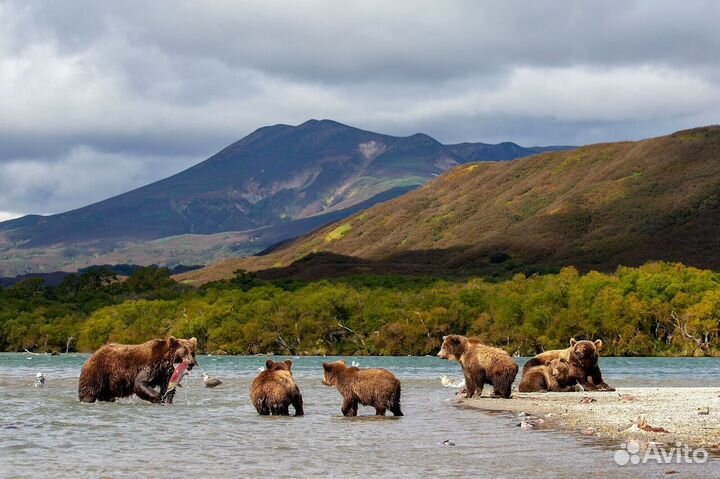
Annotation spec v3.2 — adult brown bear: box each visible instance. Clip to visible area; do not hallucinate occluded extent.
[78,337,198,403]
[250,359,304,416]
[521,338,614,391]
[437,335,518,399]
[322,360,403,416]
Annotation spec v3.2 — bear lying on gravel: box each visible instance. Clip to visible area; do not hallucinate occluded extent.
[521,338,614,391]
[250,359,304,416]
[78,337,198,403]
[437,334,518,399]
[322,360,403,416]
[518,358,583,392]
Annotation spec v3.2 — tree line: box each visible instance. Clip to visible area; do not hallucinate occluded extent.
[1,262,718,356]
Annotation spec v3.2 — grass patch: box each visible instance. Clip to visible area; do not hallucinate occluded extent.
[325,223,352,242]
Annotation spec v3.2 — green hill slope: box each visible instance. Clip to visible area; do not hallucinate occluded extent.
[179,126,720,283]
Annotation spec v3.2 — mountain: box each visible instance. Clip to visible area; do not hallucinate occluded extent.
[176,126,720,284]
[446,142,574,162]
[0,120,570,275]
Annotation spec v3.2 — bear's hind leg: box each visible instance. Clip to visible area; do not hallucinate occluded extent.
[341,397,358,416]
[292,395,304,416]
[79,392,97,403]
[465,370,484,398]
[255,398,270,415]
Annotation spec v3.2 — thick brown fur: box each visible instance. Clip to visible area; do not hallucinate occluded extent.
[521,338,614,391]
[322,360,403,416]
[78,337,198,403]
[437,334,518,399]
[250,359,304,416]
[518,358,583,392]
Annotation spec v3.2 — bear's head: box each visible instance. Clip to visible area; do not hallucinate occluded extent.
[569,338,602,370]
[437,335,468,361]
[167,336,198,370]
[547,358,571,381]
[266,359,293,373]
[322,360,347,386]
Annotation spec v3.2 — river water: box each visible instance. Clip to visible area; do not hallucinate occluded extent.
[1,354,719,478]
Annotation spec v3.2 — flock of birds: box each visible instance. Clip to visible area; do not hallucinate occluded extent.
[32,363,461,391]
[30,371,224,389]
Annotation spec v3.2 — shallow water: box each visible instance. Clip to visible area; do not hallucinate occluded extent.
[1,354,718,478]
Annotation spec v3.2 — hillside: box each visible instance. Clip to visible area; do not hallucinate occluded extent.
[0,120,568,276]
[446,142,573,162]
[177,126,720,283]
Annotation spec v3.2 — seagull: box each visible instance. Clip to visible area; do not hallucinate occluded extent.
[440,375,466,388]
[35,372,45,387]
[351,361,360,367]
[202,373,222,388]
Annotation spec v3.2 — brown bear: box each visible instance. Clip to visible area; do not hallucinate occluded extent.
[436,334,518,399]
[250,359,304,416]
[322,360,403,416]
[521,338,614,391]
[518,358,583,392]
[78,336,198,403]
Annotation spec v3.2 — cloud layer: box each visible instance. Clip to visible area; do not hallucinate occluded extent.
[1,0,719,216]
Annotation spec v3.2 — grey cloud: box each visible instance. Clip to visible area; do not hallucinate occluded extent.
[0,0,719,217]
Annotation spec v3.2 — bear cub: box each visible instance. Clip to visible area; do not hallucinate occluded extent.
[437,334,518,399]
[521,338,614,391]
[250,359,304,416]
[322,360,403,416]
[518,358,583,392]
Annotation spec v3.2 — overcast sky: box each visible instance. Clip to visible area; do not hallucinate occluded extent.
[1,0,719,220]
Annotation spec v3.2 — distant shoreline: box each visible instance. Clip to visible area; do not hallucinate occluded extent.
[462,387,720,451]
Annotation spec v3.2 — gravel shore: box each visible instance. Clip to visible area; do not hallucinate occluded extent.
[461,387,720,450]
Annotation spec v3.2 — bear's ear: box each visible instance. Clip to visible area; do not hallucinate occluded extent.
[322,362,331,371]
[167,336,178,347]
[266,359,274,369]
[594,339,603,351]
[442,335,448,340]
[189,337,197,346]
[284,360,293,369]
[569,338,577,346]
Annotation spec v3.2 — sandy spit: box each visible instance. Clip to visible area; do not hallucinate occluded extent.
[461,387,720,450]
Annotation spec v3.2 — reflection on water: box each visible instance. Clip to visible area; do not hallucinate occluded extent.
[1,354,718,478]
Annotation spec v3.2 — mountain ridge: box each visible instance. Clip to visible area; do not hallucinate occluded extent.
[176,125,720,284]
[0,119,572,275]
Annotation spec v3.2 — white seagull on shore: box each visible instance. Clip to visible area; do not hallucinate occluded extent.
[440,375,465,388]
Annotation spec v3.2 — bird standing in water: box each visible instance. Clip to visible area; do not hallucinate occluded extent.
[35,372,45,387]
[202,373,222,388]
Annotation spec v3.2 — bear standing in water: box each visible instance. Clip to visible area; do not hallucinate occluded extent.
[521,338,614,391]
[437,335,518,399]
[518,358,583,392]
[322,360,403,416]
[78,337,198,403]
[250,360,304,416]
